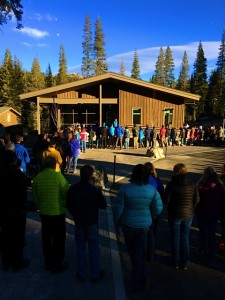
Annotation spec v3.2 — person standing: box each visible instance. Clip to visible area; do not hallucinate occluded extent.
[32,156,70,273]
[67,135,80,174]
[66,165,107,282]
[42,138,62,172]
[114,124,124,150]
[80,128,89,153]
[164,163,199,270]
[144,125,151,148]
[196,167,225,257]
[14,134,30,174]
[114,164,163,298]
[124,126,131,149]
[150,126,157,148]
[132,124,139,149]
[0,150,29,271]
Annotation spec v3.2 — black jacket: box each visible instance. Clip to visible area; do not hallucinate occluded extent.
[66,181,107,226]
[164,174,199,219]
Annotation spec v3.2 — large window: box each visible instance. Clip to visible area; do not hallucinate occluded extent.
[132,108,141,125]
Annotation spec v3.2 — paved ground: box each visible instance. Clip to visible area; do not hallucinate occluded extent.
[0,145,225,300]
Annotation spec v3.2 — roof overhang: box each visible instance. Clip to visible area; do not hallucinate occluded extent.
[20,72,201,102]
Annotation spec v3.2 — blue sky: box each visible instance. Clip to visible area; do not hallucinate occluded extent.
[1,0,225,81]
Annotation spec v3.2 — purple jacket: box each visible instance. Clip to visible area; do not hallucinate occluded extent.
[69,139,80,157]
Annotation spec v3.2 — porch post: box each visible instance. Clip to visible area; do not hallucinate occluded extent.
[99,84,102,126]
[37,97,41,134]
[57,107,61,130]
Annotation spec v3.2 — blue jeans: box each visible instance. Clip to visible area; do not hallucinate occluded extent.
[169,217,192,267]
[81,140,86,152]
[124,138,130,149]
[75,224,101,279]
[67,156,78,173]
[197,217,217,255]
[122,225,149,295]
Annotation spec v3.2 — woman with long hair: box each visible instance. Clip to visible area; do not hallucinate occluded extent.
[114,164,163,299]
[196,167,225,257]
[164,163,199,270]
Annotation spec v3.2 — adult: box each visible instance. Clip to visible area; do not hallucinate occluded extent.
[67,135,80,174]
[138,127,145,148]
[145,162,164,261]
[32,156,70,273]
[164,163,198,270]
[132,124,139,149]
[80,127,89,153]
[150,126,157,148]
[159,125,166,147]
[196,167,225,257]
[108,123,115,149]
[144,125,151,148]
[114,164,163,298]
[66,165,107,282]
[0,150,29,271]
[124,126,131,149]
[14,134,30,174]
[43,138,62,172]
[100,123,108,149]
[114,124,124,150]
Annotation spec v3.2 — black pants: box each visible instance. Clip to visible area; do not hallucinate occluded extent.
[0,211,26,269]
[40,213,66,269]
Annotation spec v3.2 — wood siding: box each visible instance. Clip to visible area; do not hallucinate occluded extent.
[119,90,184,129]
[0,111,20,127]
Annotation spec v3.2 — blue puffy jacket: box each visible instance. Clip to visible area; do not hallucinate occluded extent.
[114,182,163,228]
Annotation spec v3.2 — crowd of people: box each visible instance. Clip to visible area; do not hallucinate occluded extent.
[0,121,225,299]
[115,162,225,299]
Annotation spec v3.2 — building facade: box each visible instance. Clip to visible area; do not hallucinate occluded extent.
[20,72,200,133]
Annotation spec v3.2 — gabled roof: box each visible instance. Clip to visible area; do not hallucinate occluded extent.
[20,72,200,101]
[0,106,21,116]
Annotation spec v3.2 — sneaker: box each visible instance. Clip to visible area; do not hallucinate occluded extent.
[182,266,188,271]
[91,270,105,283]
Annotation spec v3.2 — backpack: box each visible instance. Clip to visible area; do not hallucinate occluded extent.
[125,130,130,138]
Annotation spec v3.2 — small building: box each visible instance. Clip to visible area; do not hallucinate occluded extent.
[0,106,21,127]
[20,72,200,133]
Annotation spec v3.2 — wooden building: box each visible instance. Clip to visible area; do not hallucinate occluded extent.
[20,72,200,133]
[0,106,21,127]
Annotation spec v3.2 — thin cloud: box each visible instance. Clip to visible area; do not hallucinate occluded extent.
[68,41,220,79]
[30,13,58,22]
[17,27,49,39]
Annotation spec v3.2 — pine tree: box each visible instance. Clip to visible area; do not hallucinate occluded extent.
[0,0,23,29]
[164,46,175,87]
[30,57,45,90]
[81,15,94,77]
[216,28,225,113]
[0,48,14,107]
[93,17,108,75]
[131,50,140,79]
[120,58,125,75]
[152,47,165,85]
[190,41,208,116]
[176,51,190,91]
[11,56,24,112]
[45,63,54,87]
[206,70,220,115]
[56,44,68,85]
